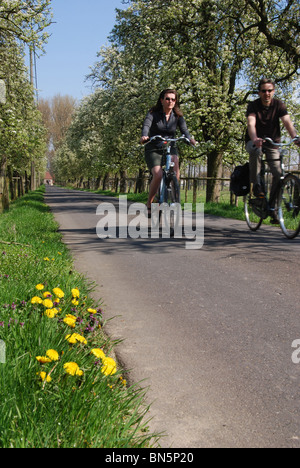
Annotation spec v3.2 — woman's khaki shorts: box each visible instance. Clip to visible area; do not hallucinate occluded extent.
[145,149,164,171]
[145,145,178,171]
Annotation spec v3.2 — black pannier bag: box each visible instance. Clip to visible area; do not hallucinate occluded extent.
[230,162,250,196]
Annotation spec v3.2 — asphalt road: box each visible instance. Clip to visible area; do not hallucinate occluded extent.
[45,185,300,448]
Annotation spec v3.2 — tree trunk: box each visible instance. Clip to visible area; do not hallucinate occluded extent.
[0,156,9,211]
[206,150,223,203]
[18,174,24,197]
[78,176,84,189]
[25,171,30,193]
[102,173,110,191]
[135,168,146,194]
[95,176,102,190]
[114,175,119,192]
[119,170,127,193]
[0,156,5,203]
[7,165,14,201]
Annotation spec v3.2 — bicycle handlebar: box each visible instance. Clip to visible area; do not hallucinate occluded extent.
[264,137,299,147]
[145,134,192,146]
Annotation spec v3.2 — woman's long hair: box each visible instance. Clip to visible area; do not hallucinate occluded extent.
[150,89,183,117]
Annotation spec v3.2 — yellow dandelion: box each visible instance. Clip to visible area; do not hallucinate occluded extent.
[63,314,77,328]
[101,357,117,376]
[120,376,127,387]
[44,308,58,318]
[87,308,97,315]
[43,291,52,298]
[71,298,79,306]
[53,287,64,298]
[37,371,52,383]
[46,349,59,362]
[65,333,77,344]
[43,298,53,309]
[91,348,106,360]
[71,288,80,298]
[36,356,52,364]
[64,362,83,377]
[65,333,87,345]
[31,296,43,305]
[36,284,44,291]
[43,257,50,262]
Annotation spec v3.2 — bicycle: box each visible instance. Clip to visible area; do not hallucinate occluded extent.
[244,137,300,239]
[145,134,191,235]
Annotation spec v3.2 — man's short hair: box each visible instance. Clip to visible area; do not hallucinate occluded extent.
[258,78,276,91]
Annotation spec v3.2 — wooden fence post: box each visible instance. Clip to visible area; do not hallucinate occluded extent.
[0,157,10,212]
[185,180,188,203]
[193,179,197,205]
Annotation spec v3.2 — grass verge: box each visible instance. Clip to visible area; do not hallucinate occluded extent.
[0,187,159,448]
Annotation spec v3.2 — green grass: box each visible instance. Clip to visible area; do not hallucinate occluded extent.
[0,187,159,448]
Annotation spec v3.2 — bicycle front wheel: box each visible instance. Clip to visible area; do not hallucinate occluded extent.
[278,174,300,239]
[162,174,181,236]
[244,194,263,231]
[166,174,180,204]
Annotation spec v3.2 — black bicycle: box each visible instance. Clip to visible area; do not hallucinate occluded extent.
[244,137,300,239]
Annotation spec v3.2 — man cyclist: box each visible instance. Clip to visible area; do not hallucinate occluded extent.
[246,78,300,223]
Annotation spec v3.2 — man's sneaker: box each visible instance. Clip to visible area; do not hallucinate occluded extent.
[270,209,280,225]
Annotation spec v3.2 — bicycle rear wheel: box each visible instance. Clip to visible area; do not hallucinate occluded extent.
[244,194,263,231]
[278,174,300,239]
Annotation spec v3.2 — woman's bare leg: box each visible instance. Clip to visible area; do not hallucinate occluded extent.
[147,165,163,209]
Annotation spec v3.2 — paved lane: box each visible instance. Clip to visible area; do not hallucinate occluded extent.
[45,186,300,448]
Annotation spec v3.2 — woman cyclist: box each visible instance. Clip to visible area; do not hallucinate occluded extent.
[140,89,196,215]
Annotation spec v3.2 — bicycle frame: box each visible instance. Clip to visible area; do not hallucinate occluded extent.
[255,137,298,212]
[145,135,191,204]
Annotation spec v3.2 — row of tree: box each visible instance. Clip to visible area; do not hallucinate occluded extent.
[54,0,299,202]
[0,0,52,210]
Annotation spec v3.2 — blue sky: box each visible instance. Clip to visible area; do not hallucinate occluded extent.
[33,0,126,101]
